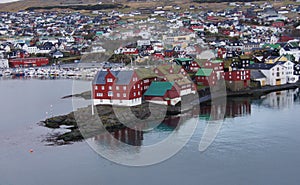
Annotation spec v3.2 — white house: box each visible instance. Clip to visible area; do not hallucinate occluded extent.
[52,51,64,58]
[280,40,300,62]
[278,61,299,83]
[248,63,287,86]
[23,45,39,54]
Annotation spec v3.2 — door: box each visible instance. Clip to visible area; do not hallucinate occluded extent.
[276,79,281,85]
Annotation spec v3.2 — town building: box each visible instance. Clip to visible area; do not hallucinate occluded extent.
[247,63,287,86]
[9,57,49,68]
[195,68,217,86]
[144,81,181,106]
[93,69,143,107]
[224,70,251,91]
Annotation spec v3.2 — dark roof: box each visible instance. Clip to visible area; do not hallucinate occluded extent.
[115,70,134,85]
[93,70,135,85]
[246,63,276,70]
[93,70,119,85]
[250,70,266,79]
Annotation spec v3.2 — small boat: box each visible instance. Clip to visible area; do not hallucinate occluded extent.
[3,69,12,77]
[66,70,76,77]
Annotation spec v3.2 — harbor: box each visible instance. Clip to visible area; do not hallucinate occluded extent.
[0,62,124,80]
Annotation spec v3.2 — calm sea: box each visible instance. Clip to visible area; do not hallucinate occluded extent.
[0,79,300,185]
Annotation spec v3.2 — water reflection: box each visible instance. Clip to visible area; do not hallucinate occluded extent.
[92,108,199,147]
[90,88,299,151]
[252,88,300,109]
[200,97,252,120]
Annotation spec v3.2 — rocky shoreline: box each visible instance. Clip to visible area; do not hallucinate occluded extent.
[42,94,199,144]
[42,82,300,145]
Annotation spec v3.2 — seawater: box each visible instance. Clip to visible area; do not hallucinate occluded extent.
[0,79,300,185]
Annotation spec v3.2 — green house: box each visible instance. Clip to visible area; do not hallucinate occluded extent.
[144,82,174,97]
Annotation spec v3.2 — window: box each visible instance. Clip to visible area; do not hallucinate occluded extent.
[123,86,127,90]
[109,86,112,90]
[108,91,113,97]
[116,86,120,90]
[97,93,103,97]
[138,84,140,88]
[117,93,120,97]
[134,92,136,97]
[101,86,105,90]
[133,85,136,90]
[95,86,98,90]
[107,78,113,82]
[138,91,140,96]
[123,93,126,98]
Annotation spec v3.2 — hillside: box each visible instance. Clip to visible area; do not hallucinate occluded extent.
[0,0,298,13]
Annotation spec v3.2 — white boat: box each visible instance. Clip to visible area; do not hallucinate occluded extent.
[66,70,76,77]
[3,69,12,77]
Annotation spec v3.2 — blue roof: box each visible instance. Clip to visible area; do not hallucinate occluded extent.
[115,71,134,85]
[93,71,119,85]
[93,70,134,85]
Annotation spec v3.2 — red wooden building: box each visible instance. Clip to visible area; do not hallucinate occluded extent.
[93,69,143,106]
[144,82,181,106]
[195,68,217,86]
[217,48,227,59]
[164,50,175,58]
[190,61,202,72]
[272,21,284,28]
[9,57,49,68]
[224,70,250,91]
[122,47,139,55]
[202,59,224,71]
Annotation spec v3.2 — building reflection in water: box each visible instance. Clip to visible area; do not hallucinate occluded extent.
[199,97,252,120]
[91,88,299,149]
[92,106,199,148]
[253,88,299,109]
